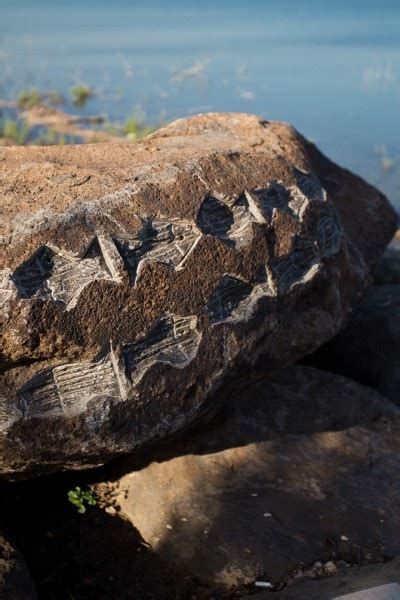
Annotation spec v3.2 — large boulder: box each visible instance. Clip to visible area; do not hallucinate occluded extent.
[0,529,37,599]
[109,365,400,591]
[0,113,396,477]
[307,284,400,403]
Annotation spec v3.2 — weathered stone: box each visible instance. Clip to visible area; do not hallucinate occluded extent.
[267,559,400,599]
[0,113,397,477]
[0,530,37,599]
[307,284,400,403]
[109,365,400,591]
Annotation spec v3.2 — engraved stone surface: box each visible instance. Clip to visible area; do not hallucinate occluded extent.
[47,239,116,309]
[6,237,122,311]
[246,182,294,222]
[196,193,256,247]
[19,353,123,419]
[0,269,17,322]
[293,166,327,203]
[269,237,321,295]
[0,395,22,433]
[123,314,201,384]
[0,112,396,477]
[207,276,254,323]
[115,219,201,283]
[12,245,54,299]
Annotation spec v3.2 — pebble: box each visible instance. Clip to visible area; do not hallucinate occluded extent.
[105,506,117,515]
[255,581,273,588]
[324,561,338,574]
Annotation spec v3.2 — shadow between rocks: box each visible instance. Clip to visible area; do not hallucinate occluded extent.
[95,366,400,591]
[0,475,196,600]
[1,365,399,598]
[100,364,398,482]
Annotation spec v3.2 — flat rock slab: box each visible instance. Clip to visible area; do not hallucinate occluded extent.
[308,284,400,403]
[335,583,400,599]
[109,365,400,591]
[0,112,397,477]
[265,559,400,599]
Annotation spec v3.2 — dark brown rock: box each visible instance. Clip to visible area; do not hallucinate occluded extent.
[109,365,400,591]
[374,235,400,285]
[307,284,400,403]
[0,113,396,477]
[0,530,37,599]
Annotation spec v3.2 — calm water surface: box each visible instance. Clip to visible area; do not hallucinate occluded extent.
[1,0,399,210]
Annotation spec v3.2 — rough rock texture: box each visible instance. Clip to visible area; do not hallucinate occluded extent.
[0,113,396,477]
[0,530,37,599]
[308,285,400,403]
[110,365,400,591]
[267,559,400,599]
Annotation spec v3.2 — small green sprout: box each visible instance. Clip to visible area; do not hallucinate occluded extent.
[70,85,93,106]
[67,486,97,514]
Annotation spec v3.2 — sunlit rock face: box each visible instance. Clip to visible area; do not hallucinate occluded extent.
[110,366,400,591]
[0,112,397,478]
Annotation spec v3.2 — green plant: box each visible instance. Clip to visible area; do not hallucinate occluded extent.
[70,85,93,106]
[124,115,157,140]
[67,486,97,514]
[17,88,42,109]
[1,118,31,144]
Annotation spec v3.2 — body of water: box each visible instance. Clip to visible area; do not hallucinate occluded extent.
[1,0,399,210]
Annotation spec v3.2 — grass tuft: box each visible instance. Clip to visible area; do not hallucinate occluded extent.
[70,85,93,107]
[17,89,42,109]
[1,118,31,144]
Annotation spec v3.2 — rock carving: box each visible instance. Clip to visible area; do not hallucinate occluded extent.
[123,314,201,384]
[0,112,396,477]
[115,219,202,283]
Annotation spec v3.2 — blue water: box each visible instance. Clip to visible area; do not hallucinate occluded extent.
[0,0,399,210]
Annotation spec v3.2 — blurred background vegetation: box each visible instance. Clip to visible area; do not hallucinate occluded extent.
[0,0,399,210]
